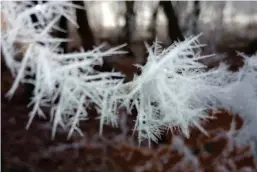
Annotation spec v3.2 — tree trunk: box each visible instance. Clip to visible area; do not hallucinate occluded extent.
[160,1,184,42]
[73,1,94,51]
[58,16,68,53]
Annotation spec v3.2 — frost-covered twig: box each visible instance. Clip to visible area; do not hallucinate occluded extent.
[2,1,257,146]
[104,35,235,145]
[1,1,126,139]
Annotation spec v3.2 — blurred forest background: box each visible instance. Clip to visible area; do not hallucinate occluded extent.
[2,1,257,172]
[68,1,257,67]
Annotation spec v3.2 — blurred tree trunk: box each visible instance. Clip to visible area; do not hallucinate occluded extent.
[148,3,159,45]
[58,16,68,53]
[192,1,200,35]
[123,1,135,57]
[125,1,135,44]
[73,1,94,51]
[160,1,184,42]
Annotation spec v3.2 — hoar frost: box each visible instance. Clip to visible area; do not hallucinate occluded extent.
[2,1,257,145]
[1,1,126,139]
[113,35,232,144]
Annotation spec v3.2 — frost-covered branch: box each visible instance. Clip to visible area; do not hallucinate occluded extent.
[109,35,235,144]
[2,1,257,146]
[1,1,126,139]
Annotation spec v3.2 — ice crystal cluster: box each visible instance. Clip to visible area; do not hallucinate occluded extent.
[1,1,257,145]
[1,1,126,139]
[113,37,230,144]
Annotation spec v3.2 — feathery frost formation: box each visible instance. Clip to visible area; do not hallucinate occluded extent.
[115,36,232,144]
[1,1,257,145]
[1,1,126,139]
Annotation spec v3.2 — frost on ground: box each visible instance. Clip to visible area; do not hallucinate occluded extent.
[1,1,257,147]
